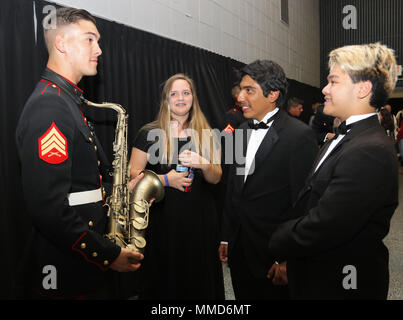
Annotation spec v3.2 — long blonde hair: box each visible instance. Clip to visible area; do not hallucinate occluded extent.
[144,74,220,167]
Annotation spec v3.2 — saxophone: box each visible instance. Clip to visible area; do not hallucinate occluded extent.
[83,98,164,253]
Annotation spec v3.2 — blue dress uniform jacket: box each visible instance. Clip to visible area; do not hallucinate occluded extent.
[222,106,245,133]
[15,68,121,298]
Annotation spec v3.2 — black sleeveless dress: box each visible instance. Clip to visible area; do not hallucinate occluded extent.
[133,128,224,300]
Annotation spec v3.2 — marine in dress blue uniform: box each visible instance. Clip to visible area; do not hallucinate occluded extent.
[14,7,142,299]
[15,68,121,298]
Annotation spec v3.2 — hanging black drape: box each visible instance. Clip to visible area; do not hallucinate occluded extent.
[0,0,41,300]
[1,0,320,298]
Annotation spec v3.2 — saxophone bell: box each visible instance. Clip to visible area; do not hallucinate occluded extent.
[128,170,164,253]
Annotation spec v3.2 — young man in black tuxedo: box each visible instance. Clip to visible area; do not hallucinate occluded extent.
[219,60,317,299]
[268,43,399,299]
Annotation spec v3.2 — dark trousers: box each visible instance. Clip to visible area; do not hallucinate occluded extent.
[229,239,289,300]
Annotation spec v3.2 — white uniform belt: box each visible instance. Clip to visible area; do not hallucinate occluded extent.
[67,188,103,206]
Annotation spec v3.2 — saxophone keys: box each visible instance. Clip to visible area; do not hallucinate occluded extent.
[133,200,148,213]
[133,236,146,249]
[118,215,126,226]
[132,217,148,230]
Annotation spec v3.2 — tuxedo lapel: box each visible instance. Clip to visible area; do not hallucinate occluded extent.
[295,115,379,205]
[253,110,286,172]
[311,115,379,178]
[253,126,279,172]
[308,140,332,178]
[233,123,251,190]
[243,110,285,187]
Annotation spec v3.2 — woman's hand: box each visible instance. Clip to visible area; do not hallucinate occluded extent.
[178,150,222,184]
[128,172,144,191]
[166,169,193,192]
[178,150,209,170]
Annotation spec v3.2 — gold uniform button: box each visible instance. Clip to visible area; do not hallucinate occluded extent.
[52,84,57,88]
[104,260,109,266]
[92,252,98,257]
[89,137,93,143]
[80,243,86,249]
[94,145,98,151]
[88,221,94,227]
[97,160,101,167]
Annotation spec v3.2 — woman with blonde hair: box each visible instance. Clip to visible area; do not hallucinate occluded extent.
[129,73,224,299]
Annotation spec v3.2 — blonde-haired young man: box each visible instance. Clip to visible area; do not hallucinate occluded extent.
[268,43,398,299]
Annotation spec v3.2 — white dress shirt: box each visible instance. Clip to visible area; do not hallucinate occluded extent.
[314,113,377,172]
[221,108,279,246]
[244,108,279,181]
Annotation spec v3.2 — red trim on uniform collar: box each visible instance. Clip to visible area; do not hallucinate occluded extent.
[40,80,61,96]
[59,75,83,93]
[41,83,50,95]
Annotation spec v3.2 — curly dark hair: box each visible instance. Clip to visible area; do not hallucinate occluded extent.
[380,108,395,133]
[238,60,288,108]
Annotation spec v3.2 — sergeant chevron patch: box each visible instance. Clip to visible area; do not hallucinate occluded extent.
[38,122,68,164]
[224,123,235,133]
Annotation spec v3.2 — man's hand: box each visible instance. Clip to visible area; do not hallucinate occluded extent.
[267,261,288,285]
[110,248,144,272]
[218,243,228,263]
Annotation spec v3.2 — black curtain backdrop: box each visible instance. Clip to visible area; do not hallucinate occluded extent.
[0,0,320,298]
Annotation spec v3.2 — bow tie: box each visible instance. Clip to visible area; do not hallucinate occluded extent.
[248,120,269,130]
[247,112,279,130]
[334,121,352,138]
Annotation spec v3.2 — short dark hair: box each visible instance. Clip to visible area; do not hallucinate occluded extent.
[287,97,304,110]
[43,7,96,32]
[239,60,288,107]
